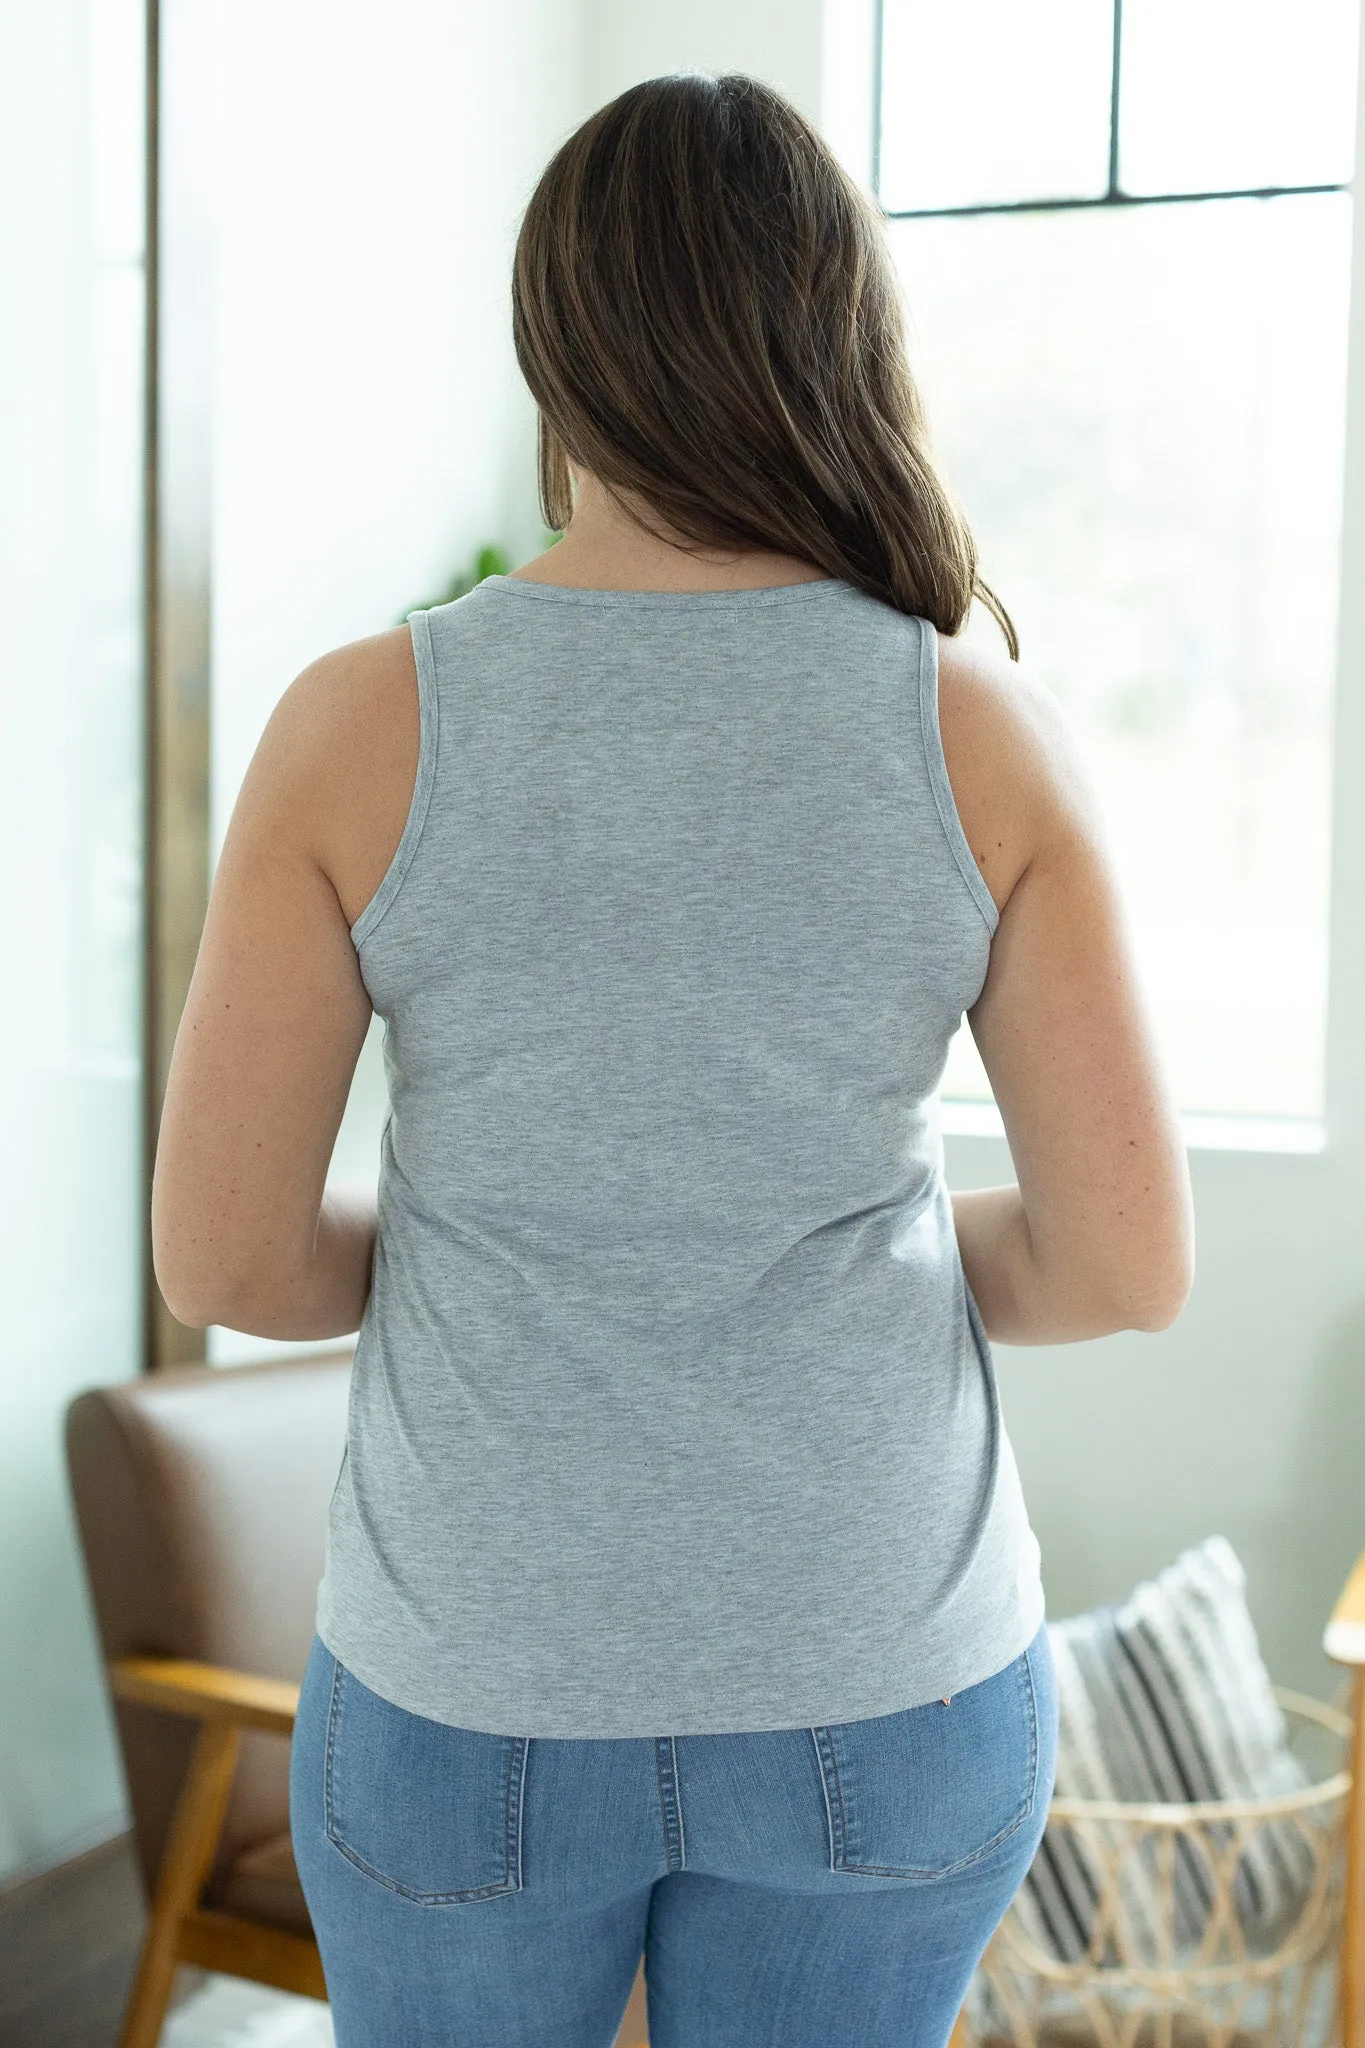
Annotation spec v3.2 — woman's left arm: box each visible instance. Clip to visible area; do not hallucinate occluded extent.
[152,646,396,1339]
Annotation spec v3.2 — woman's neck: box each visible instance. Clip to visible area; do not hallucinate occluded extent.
[509,467,832,593]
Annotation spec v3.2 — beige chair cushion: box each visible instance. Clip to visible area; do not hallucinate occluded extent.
[65,1351,352,1908]
[212,1828,313,1940]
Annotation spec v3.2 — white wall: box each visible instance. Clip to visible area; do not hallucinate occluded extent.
[210,0,587,826]
[207,0,592,1356]
[585,0,824,118]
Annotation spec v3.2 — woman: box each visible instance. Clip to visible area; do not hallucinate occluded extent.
[153,71,1193,2048]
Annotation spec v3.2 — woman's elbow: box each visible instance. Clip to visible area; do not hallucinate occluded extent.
[152,1248,227,1330]
[1112,1246,1195,1334]
[1126,1289,1190,1334]
[152,1216,254,1329]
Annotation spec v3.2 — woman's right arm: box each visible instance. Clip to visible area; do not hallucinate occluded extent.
[936,637,1195,1346]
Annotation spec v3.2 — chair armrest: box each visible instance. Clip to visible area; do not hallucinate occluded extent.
[109,1656,299,1735]
[1325,1551,1365,1666]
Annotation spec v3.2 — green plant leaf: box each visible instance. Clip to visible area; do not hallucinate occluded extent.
[396,542,512,624]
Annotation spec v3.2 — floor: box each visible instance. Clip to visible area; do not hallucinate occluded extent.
[0,1832,333,2048]
[0,1829,647,2047]
[161,1979,333,2048]
[0,1831,146,2048]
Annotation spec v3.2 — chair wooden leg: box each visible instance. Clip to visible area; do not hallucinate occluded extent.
[1342,1670,1365,2048]
[612,1955,649,2046]
[117,1720,242,2048]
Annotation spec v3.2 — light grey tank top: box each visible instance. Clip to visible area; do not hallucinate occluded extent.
[315,573,1045,1738]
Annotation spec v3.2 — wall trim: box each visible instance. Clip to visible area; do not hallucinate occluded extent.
[142,0,216,1372]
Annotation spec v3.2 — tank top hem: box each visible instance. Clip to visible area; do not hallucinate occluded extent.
[313,1578,1048,1739]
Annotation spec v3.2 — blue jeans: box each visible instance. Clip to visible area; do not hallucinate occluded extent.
[289,1621,1057,2047]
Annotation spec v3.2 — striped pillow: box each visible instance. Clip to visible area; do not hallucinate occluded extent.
[1014,1536,1313,1965]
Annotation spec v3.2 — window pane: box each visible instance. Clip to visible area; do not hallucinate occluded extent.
[889,196,1349,1119]
[0,0,147,1867]
[879,0,1114,211]
[1120,0,1359,195]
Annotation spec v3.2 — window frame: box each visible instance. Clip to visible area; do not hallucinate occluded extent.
[872,0,1356,1152]
[872,0,1354,219]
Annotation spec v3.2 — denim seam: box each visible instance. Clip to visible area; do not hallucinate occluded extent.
[505,1737,529,1894]
[653,1735,687,1871]
[1022,1633,1042,1819]
[811,1725,848,1868]
[322,1663,521,1904]
[823,1652,1040,1881]
[669,1737,687,1870]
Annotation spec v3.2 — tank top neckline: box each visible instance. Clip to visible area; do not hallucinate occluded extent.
[476,572,848,611]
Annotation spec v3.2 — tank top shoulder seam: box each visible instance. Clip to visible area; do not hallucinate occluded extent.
[915,619,1001,939]
[349,609,440,951]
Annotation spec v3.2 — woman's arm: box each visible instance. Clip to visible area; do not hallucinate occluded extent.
[151,635,414,1338]
[937,638,1195,1346]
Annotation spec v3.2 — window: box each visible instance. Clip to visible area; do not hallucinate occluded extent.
[877,0,1358,1129]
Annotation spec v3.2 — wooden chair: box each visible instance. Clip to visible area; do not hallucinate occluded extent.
[64,1350,650,2047]
[65,1353,348,2048]
[98,1650,647,2048]
[98,1648,649,2048]
[103,1655,322,2040]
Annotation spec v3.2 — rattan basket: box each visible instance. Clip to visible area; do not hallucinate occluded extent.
[967,1689,1353,2048]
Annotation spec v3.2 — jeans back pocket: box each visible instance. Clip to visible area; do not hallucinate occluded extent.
[323,1656,527,1903]
[814,1634,1044,1880]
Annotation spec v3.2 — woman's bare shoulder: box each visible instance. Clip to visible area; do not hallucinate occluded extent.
[262,624,420,932]
[933,629,1099,920]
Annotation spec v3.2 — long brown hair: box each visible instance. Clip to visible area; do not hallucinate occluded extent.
[511,71,1018,657]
